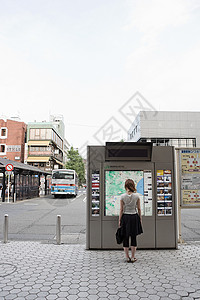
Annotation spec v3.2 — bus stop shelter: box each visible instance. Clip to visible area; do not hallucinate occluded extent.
[0,158,51,202]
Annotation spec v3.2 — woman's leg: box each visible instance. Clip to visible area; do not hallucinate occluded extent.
[130,235,137,259]
[123,236,130,260]
[124,247,130,260]
[130,246,137,259]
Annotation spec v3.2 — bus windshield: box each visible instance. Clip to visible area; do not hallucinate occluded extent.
[52,172,74,180]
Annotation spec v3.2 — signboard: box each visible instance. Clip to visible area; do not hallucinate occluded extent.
[6,145,21,152]
[5,164,14,172]
[157,170,172,216]
[91,170,100,216]
[180,149,200,206]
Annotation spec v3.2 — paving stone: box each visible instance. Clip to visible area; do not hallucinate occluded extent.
[108,295,120,300]
[127,289,137,295]
[157,291,169,297]
[87,288,99,295]
[46,295,59,300]
[98,291,109,298]
[148,295,160,300]
[87,295,99,300]
[68,289,79,295]
[66,296,78,300]
[48,289,60,294]
[146,288,158,295]
[17,292,29,297]
[137,292,150,298]
[168,293,182,299]
[189,292,200,298]
[127,295,140,300]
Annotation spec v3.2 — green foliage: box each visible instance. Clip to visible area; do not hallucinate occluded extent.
[65,147,86,186]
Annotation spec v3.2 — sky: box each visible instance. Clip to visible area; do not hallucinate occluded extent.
[1,0,200,155]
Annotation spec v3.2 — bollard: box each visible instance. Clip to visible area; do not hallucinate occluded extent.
[13,193,16,203]
[56,215,61,245]
[4,214,9,243]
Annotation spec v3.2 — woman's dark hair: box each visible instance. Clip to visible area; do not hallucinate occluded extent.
[125,179,136,192]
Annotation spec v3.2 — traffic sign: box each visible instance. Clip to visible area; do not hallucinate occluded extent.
[5,164,14,171]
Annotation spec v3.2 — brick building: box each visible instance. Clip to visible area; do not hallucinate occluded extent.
[0,119,27,163]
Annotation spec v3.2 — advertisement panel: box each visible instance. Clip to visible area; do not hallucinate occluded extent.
[180,149,200,206]
[91,170,100,216]
[157,170,172,216]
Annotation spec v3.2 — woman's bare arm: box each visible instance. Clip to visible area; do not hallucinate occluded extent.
[119,199,124,227]
[137,197,142,222]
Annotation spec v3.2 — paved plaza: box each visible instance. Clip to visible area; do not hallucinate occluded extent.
[0,241,200,300]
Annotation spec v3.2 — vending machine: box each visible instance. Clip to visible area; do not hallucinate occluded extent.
[86,142,178,249]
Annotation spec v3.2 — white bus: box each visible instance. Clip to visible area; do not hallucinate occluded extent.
[51,169,78,198]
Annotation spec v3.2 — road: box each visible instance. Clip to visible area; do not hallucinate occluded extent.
[0,189,86,244]
[0,190,200,244]
[181,208,200,242]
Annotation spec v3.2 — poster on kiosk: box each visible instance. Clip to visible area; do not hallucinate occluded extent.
[87,143,178,250]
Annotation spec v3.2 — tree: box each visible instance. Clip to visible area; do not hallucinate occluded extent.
[65,147,86,186]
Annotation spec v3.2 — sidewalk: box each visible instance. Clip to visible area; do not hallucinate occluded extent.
[0,241,200,300]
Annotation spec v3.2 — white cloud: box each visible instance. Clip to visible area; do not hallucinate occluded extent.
[125,0,199,39]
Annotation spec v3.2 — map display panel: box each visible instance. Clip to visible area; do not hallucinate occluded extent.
[105,170,152,216]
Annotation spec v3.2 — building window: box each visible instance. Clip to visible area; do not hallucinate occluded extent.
[150,139,156,145]
[0,144,6,154]
[179,139,187,147]
[164,139,170,146]
[187,139,196,147]
[140,139,147,143]
[35,129,40,139]
[0,127,7,139]
[41,129,46,139]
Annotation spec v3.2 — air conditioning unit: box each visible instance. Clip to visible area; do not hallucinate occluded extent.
[54,149,59,154]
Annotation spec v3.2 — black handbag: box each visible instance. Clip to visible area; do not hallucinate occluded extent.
[116,227,123,244]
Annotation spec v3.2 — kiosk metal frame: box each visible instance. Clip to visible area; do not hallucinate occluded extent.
[86,143,178,249]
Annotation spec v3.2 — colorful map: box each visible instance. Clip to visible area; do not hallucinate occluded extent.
[105,170,144,216]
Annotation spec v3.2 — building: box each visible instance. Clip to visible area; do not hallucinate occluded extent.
[26,120,65,171]
[63,138,70,165]
[49,114,65,139]
[49,115,70,164]
[128,111,199,147]
[0,118,27,163]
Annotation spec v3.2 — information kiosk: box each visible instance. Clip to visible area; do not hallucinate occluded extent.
[86,142,178,249]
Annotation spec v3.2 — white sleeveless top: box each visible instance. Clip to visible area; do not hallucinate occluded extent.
[121,192,140,214]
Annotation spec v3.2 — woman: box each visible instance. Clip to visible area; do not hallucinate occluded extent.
[119,179,143,263]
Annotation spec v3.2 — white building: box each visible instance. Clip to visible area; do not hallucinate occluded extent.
[128,111,200,147]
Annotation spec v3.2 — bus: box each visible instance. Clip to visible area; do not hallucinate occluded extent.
[51,169,78,198]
